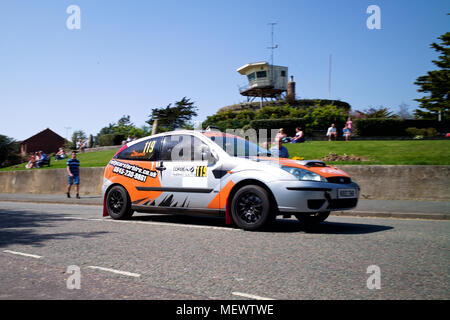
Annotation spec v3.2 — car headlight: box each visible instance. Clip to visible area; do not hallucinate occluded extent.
[281,166,327,182]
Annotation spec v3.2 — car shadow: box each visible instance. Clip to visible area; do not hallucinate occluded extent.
[0,209,109,248]
[261,218,394,234]
[129,213,393,235]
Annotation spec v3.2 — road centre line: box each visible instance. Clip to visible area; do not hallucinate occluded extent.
[231,292,275,300]
[61,216,237,231]
[3,250,42,259]
[86,266,141,278]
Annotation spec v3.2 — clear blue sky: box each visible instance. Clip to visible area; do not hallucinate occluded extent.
[1,0,448,140]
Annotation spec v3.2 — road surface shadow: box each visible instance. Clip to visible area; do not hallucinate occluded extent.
[130,213,393,234]
[0,209,109,248]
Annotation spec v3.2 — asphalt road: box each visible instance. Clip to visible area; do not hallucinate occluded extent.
[0,201,448,300]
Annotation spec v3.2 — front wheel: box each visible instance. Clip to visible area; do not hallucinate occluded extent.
[294,211,330,224]
[106,185,133,220]
[231,185,272,231]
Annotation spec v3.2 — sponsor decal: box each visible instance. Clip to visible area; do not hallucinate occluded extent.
[172,165,207,177]
[172,165,195,176]
[109,159,157,183]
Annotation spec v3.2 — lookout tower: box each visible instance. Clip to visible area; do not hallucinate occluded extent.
[237,62,288,106]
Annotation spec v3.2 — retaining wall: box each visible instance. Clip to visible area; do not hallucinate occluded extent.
[0,166,449,201]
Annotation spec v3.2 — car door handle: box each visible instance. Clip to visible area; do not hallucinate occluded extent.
[156,165,166,171]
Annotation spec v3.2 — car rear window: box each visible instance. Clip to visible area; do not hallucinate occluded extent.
[116,137,162,161]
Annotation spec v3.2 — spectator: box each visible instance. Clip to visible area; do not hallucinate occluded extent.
[346,117,354,133]
[76,139,81,150]
[326,124,337,141]
[78,139,87,153]
[36,151,48,168]
[126,135,132,143]
[67,151,80,199]
[270,139,289,158]
[275,128,287,143]
[290,127,305,143]
[25,154,36,169]
[55,147,66,160]
[343,125,351,141]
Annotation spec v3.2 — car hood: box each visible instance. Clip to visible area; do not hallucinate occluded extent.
[243,156,351,178]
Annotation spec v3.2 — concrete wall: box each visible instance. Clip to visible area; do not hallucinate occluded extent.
[338,165,450,201]
[0,166,449,201]
[0,167,105,195]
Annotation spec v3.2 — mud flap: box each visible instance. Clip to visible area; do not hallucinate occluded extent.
[103,194,109,217]
[225,196,232,225]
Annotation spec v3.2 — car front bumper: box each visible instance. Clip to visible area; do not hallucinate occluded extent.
[267,180,360,213]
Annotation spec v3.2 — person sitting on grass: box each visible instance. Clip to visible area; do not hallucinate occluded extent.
[25,154,36,169]
[343,125,351,141]
[36,151,48,168]
[55,147,66,160]
[326,123,337,141]
[290,127,305,143]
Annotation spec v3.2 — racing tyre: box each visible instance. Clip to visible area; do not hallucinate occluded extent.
[231,185,272,231]
[106,185,133,220]
[294,211,330,224]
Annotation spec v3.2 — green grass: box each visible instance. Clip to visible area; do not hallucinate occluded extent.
[285,140,450,165]
[1,140,449,172]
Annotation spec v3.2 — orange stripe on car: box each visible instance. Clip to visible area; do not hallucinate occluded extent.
[207,180,235,209]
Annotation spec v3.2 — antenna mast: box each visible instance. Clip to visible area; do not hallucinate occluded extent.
[267,22,278,85]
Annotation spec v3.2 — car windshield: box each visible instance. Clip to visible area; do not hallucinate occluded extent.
[207,135,271,158]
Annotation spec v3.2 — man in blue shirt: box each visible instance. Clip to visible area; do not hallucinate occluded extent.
[67,151,80,199]
[270,140,289,159]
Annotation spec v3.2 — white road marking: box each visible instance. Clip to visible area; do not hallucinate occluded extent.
[86,266,141,278]
[3,250,42,259]
[232,292,275,300]
[61,216,236,231]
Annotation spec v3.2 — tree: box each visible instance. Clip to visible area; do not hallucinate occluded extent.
[147,97,198,132]
[414,31,450,120]
[0,134,21,168]
[396,102,413,119]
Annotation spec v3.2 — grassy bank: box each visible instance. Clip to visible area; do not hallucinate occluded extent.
[0,140,449,172]
[285,140,450,165]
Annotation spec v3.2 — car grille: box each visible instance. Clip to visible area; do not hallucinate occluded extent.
[327,177,352,184]
[327,198,358,209]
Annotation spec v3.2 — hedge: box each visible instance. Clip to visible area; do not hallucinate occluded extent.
[354,119,449,137]
[249,118,306,139]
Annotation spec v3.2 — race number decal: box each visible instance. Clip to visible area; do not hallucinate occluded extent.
[196,166,207,177]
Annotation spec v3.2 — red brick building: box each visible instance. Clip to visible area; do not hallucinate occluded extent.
[20,128,66,157]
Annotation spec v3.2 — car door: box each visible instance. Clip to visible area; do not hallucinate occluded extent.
[111,136,164,206]
[157,134,221,209]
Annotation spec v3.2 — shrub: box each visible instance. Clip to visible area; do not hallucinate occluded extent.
[406,127,439,137]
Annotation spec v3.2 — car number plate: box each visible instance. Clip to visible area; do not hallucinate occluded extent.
[338,188,356,198]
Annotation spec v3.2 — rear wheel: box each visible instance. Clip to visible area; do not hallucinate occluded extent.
[294,211,330,224]
[106,185,133,220]
[231,185,272,231]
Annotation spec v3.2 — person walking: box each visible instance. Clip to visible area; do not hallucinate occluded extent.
[67,151,80,199]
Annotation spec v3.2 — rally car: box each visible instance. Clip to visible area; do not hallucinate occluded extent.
[102,130,360,230]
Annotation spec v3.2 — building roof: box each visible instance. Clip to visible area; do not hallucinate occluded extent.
[21,128,65,144]
[236,62,269,75]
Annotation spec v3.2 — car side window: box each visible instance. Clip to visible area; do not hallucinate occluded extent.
[116,137,162,161]
[161,135,192,161]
